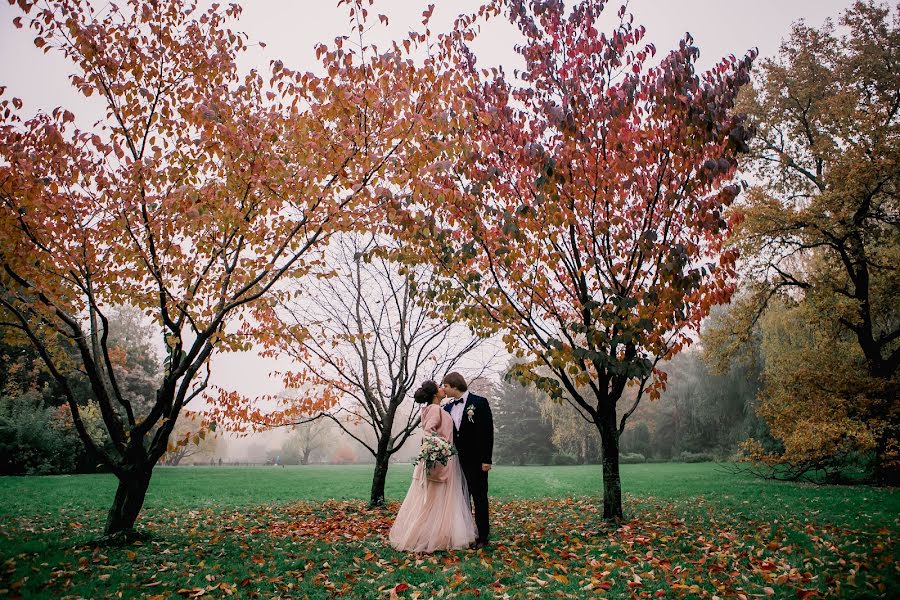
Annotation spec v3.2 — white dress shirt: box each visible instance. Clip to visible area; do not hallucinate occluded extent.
[447,390,468,430]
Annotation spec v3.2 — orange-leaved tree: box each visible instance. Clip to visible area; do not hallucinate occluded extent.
[1,0,393,537]
[401,0,756,520]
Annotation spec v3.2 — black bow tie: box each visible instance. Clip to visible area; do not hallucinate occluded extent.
[446,397,465,408]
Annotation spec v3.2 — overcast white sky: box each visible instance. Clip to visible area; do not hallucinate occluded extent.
[0,0,856,401]
[1,1,856,119]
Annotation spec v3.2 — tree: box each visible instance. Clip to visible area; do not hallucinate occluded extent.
[738,298,882,482]
[714,1,899,483]
[540,396,601,464]
[0,388,82,474]
[103,306,160,419]
[160,411,222,466]
[402,0,755,519]
[493,369,555,465]
[0,0,400,537]
[0,306,158,474]
[279,419,330,465]
[1,332,58,398]
[260,234,486,506]
[619,421,650,458]
[655,346,761,458]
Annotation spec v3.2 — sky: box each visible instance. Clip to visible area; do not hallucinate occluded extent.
[0,0,857,403]
[1,1,856,120]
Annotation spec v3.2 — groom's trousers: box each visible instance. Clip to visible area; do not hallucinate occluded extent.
[461,461,490,543]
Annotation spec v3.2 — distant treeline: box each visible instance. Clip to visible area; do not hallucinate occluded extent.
[491,332,770,467]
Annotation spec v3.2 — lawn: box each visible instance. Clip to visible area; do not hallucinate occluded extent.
[0,463,897,598]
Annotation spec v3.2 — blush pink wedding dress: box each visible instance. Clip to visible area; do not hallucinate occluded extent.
[388,404,477,552]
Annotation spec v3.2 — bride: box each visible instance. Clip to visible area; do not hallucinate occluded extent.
[389,380,477,552]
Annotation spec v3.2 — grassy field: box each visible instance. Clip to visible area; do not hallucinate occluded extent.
[1,463,897,598]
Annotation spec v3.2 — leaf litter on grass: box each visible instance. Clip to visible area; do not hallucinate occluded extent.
[0,495,896,599]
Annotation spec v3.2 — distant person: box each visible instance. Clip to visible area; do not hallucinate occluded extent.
[389,379,478,553]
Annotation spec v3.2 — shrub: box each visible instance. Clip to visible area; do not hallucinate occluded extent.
[0,390,81,474]
[550,453,579,465]
[677,451,717,463]
[619,452,646,464]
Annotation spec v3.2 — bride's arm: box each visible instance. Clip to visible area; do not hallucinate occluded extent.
[421,405,441,435]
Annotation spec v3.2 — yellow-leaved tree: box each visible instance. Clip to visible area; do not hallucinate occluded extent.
[709,1,899,483]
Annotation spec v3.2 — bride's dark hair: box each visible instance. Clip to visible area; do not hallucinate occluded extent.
[413,380,439,404]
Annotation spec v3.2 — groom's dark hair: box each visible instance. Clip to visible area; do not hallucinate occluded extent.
[442,372,468,392]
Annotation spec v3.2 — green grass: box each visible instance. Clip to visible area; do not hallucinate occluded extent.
[1,464,897,598]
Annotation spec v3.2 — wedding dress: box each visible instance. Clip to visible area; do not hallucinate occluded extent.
[388,404,477,552]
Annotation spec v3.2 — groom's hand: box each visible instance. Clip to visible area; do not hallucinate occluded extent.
[482,463,491,472]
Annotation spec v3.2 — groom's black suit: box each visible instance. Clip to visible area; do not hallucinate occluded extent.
[446,392,493,545]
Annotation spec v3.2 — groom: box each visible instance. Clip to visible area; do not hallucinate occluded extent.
[441,372,494,549]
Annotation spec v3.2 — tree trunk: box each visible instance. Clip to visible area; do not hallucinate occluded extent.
[370,405,399,507]
[105,467,152,536]
[597,408,623,521]
[370,452,390,507]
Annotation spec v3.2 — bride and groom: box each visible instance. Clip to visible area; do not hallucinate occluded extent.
[389,372,494,553]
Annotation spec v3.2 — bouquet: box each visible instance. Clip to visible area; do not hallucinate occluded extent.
[415,433,457,472]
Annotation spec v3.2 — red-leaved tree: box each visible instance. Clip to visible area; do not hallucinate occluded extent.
[401,0,756,520]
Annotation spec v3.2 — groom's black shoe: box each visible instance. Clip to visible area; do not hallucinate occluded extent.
[474,540,489,550]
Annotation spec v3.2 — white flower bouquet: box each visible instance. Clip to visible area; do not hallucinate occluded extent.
[415,432,457,472]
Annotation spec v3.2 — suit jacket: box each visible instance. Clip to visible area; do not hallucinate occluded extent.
[446,392,494,466]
